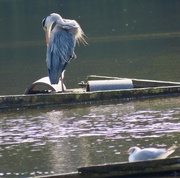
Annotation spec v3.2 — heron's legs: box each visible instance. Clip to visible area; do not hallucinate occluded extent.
[60,74,65,92]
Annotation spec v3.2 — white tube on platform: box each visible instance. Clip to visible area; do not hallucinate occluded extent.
[86,79,133,92]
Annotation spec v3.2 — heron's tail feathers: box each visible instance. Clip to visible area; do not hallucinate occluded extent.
[157,145,177,159]
[76,27,88,46]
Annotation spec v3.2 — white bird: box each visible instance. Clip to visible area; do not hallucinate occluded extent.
[126,145,177,162]
[42,13,87,91]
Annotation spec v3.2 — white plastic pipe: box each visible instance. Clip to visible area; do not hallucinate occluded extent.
[87,79,133,92]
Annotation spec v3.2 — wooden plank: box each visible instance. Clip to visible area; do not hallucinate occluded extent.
[36,172,80,178]
[1,76,180,110]
[0,85,180,110]
[36,157,180,178]
[78,157,180,176]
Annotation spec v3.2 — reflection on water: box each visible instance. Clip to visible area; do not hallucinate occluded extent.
[0,97,179,177]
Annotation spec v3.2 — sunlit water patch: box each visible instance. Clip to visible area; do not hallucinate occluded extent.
[0,97,180,177]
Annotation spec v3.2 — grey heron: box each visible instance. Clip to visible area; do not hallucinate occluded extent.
[42,13,86,91]
[125,146,177,162]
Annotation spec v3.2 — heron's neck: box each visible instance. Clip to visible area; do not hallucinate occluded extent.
[49,13,64,26]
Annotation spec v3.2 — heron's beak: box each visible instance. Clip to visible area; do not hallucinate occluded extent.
[45,27,51,46]
[45,31,50,46]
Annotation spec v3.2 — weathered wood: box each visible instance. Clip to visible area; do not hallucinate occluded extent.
[1,85,180,110]
[36,157,180,178]
[1,77,180,110]
[35,172,81,178]
[78,157,180,175]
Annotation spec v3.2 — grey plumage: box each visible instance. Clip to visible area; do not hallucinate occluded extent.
[42,13,86,86]
[46,26,75,84]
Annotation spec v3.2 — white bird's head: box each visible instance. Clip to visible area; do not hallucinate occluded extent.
[126,146,141,155]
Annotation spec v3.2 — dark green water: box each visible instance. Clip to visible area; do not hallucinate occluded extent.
[0,1,180,177]
[0,0,179,94]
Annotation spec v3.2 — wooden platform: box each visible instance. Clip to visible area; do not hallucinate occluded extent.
[1,75,180,110]
[36,157,180,178]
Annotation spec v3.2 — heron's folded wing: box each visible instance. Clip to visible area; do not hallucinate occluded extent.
[46,26,76,84]
[46,27,76,70]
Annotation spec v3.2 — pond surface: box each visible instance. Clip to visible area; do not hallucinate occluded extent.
[0,97,180,177]
[0,0,180,177]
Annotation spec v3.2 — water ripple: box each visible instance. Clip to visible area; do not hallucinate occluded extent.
[0,106,179,148]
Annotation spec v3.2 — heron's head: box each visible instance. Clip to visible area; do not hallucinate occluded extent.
[42,16,51,45]
[42,13,63,45]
